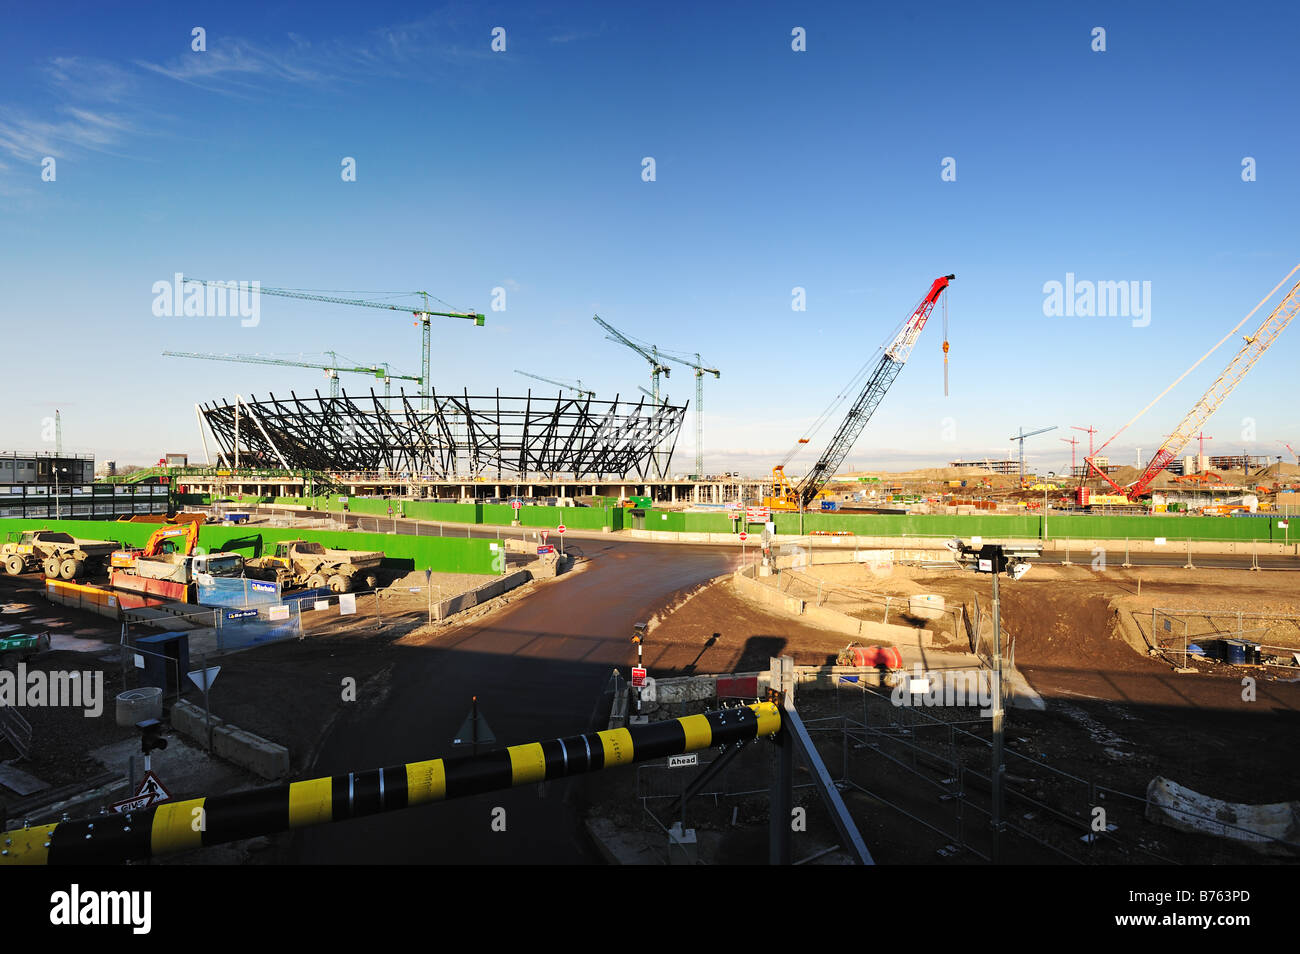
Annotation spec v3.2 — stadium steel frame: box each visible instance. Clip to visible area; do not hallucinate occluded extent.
[198,387,687,481]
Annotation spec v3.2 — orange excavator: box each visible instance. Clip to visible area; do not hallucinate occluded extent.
[109,519,201,572]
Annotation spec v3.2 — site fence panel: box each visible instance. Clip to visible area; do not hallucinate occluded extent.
[195,576,282,608]
[214,601,302,652]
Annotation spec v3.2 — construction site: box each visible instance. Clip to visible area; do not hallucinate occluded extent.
[0,261,1297,880]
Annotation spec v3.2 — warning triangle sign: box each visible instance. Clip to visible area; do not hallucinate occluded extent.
[453,707,496,747]
[134,769,171,803]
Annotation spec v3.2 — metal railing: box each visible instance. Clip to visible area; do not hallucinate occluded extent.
[820,679,1298,863]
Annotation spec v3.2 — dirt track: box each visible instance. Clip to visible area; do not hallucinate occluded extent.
[720,561,1300,809]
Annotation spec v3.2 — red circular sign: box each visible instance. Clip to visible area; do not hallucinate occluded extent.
[557,524,567,534]
[739,532,748,541]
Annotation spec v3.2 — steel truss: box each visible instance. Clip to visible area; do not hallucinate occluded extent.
[199,387,687,480]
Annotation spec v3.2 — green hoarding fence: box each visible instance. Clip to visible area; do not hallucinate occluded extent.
[258,496,1296,544]
[627,508,1297,543]
[272,497,624,531]
[0,519,497,575]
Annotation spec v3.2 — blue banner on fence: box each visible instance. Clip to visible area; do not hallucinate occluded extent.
[197,576,281,608]
[216,604,300,651]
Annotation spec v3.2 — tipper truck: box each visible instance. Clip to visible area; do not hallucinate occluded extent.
[245,540,382,593]
[2,530,120,580]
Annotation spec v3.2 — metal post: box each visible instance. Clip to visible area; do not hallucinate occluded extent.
[770,712,793,865]
[990,563,1005,864]
[200,653,214,753]
[471,695,479,756]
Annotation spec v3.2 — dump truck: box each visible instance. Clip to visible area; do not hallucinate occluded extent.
[1,530,120,580]
[244,540,382,593]
[110,550,246,603]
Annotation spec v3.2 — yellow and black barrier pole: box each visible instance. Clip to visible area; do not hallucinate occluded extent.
[1,702,780,866]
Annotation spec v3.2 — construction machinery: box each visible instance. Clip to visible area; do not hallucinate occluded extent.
[764,275,955,511]
[593,315,672,402]
[1,531,120,580]
[163,351,422,400]
[1009,425,1057,486]
[659,350,720,483]
[514,370,595,398]
[244,540,382,593]
[108,519,246,600]
[1087,266,1300,499]
[180,277,484,411]
[593,315,677,474]
[109,519,202,573]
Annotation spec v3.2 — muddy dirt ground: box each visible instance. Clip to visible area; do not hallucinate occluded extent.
[0,562,541,797]
[659,563,1300,861]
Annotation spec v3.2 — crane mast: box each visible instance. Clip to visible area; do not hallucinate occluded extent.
[1087,270,1300,499]
[768,274,954,510]
[180,276,483,411]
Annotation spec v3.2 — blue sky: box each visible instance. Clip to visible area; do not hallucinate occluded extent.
[2,1,1297,475]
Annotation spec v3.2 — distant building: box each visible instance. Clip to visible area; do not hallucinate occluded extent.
[947,458,1019,475]
[1070,455,1121,478]
[0,450,95,485]
[1208,454,1269,472]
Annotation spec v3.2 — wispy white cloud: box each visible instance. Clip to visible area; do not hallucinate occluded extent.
[0,16,502,181]
[0,106,133,161]
[134,37,328,94]
[44,57,137,103]
[132,15,498,98]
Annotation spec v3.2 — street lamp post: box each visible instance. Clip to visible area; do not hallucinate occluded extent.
[946,537,1038,865]
[54,466,68,520]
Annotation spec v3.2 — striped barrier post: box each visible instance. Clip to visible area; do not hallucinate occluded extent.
[1,702,780,865]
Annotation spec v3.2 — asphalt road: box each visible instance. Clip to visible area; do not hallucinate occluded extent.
[290,529,740,864]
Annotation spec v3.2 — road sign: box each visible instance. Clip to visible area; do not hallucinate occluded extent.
[631,666,647,687]
[511,499,522,511]
[453,700,496,748]
[537,545,556,554]
[668,753,697,768]
[739,532,748,542]
[111,769,171,813]
[186,666,220,691]
[745,506,770,522]
[557,524,566,535]
[540,529,549,541]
